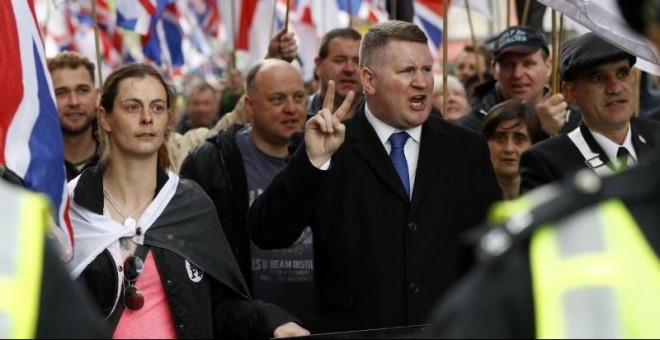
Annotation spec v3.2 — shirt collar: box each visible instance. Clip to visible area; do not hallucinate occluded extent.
[590,124,637,163]
[364,103,422,146]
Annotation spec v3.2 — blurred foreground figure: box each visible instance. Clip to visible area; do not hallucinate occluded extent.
[0,166,105,338]
[428,4,660,337]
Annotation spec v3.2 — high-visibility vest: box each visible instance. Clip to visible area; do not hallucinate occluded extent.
[0,181,49,338]
[530,199,660,338]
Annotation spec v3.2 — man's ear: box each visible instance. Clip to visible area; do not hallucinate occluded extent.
[361,67,376,95]
[562,81,577,105]
[545,57,553,80]
[244,96,255,120]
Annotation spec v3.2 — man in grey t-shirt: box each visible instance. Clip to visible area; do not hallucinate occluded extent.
[181,59,313,321]
[236,125,314,319]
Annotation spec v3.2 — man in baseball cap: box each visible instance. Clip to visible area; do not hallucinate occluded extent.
[458,26,580,141]
[520,32,660,192]
[493,26,549,59]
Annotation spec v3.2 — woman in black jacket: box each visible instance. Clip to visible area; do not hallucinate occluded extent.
[66,63,308,339]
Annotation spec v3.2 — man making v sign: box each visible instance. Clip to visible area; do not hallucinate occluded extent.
[248,21,501,332]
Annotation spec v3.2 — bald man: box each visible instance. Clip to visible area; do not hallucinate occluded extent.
[180,59,314,322]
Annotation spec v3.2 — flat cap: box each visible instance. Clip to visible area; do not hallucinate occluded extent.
[493,26,549,60]
[560,32,636,81]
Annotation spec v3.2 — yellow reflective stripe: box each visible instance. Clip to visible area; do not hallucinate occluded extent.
[488,197,532,224]
[531,200,660,338]
[530,224,566,338]
[488,184,560,224]
[0,192,47,338]
[600,200,660,337]
[532,205,623,338]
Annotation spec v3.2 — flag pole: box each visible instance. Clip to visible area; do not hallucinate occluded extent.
[270,0,277,38]
[506,0,511,28]
[91,0,103,85]
[390,0,397,20]
[554,14,564,95]
[636,69,641,116]
[464,0,483,84]
[347,0,352,28]
[284,0,290,32]
[550,10,556,95]
[230,0,237,70]
[521,0,531,26]
[442,0,449,118]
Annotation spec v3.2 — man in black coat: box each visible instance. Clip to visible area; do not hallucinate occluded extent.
[520,33,660,193]
[248,21,501,333]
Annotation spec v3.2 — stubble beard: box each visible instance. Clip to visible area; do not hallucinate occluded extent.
[61,116,94,136]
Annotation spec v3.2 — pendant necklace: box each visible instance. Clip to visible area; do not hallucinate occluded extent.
[103,188,152,234]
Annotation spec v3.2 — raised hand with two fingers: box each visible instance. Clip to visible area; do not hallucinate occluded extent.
[305,80,355,167]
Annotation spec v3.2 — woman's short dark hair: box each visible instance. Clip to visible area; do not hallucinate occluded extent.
[482,99,544,144]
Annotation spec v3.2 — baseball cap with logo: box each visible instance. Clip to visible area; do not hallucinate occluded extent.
[493,26,549,60]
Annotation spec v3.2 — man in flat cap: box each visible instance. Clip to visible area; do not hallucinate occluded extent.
[519,32,660,192]
[458,26,580,139]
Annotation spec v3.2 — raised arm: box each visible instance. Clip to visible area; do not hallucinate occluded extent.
[248,81,354,249]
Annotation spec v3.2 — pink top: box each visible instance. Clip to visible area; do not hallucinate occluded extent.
[113,252,178,339]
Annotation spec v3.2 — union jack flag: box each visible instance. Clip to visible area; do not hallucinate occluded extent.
[1,0,74,260]
[413,0,448,57]
[117,0,184,70]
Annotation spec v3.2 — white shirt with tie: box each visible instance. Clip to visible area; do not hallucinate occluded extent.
[364,104,421,198]
[590,124,637,169]
[316,105,422,198]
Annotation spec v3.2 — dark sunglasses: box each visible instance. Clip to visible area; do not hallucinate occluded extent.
[123,256,145,311]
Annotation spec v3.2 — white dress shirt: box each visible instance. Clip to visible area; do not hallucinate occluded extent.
[315,105,423,198]
[591,124,637,169]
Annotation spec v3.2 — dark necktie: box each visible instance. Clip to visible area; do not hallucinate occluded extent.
[617,147,630,171]
[389,132,410,197]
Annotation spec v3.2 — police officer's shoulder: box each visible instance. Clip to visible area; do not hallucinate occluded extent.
[477,159,660,262]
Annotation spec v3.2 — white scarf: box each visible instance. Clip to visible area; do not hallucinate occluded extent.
[67,172,179,278]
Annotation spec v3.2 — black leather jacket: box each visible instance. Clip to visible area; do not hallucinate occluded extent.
[180,124,254,288]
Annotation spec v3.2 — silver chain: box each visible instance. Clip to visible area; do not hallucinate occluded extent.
[103,188,152,221]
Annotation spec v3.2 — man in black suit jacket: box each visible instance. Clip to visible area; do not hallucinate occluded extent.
[248,21,502,333]
[520,33,660,193]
